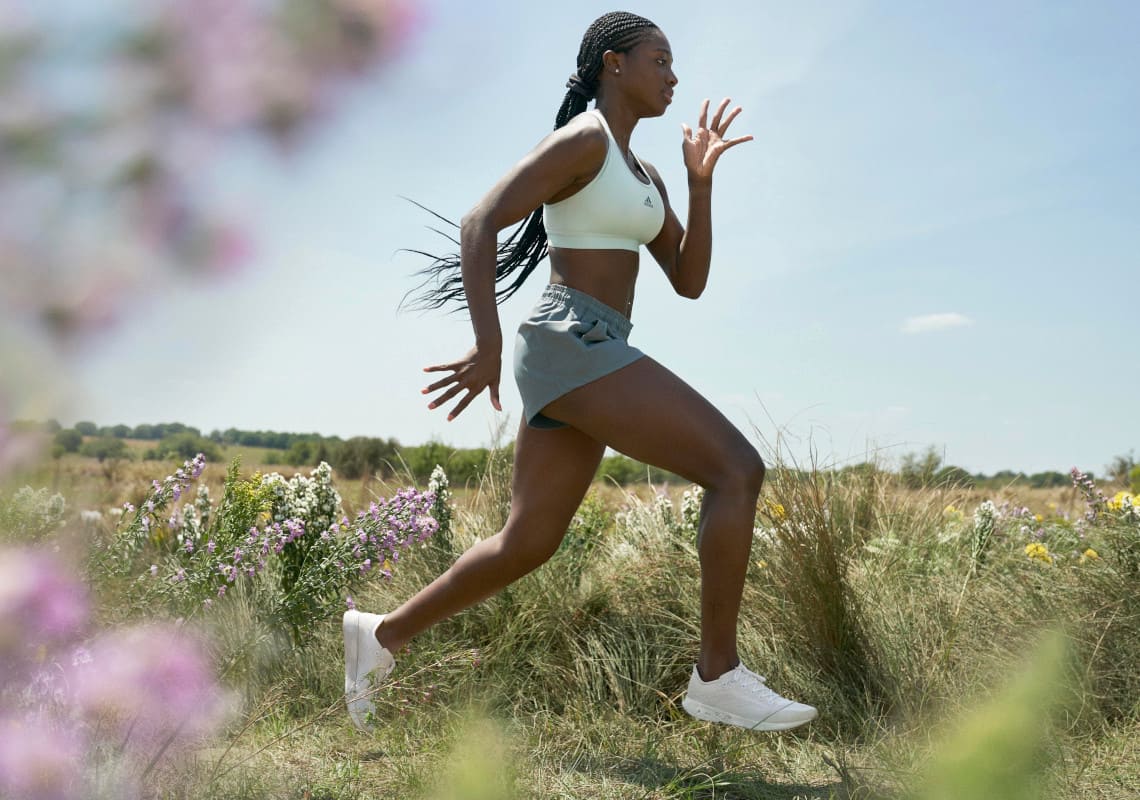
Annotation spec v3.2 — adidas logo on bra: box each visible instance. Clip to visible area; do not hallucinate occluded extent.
[644,196,654,207]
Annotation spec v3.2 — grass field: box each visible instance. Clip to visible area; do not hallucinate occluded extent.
[2,449,1138,799]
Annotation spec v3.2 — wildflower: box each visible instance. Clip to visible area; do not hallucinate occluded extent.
[149,564,158,577]
[71,624,228,745]
[345,596,355,610]
[1080,548,1100,563]
[0,713,83,799]
[765,499,786,519]
[1108,491,1134,511]
[1024,542,1053,565]
[755,559,768,569]
[0,549,89,676]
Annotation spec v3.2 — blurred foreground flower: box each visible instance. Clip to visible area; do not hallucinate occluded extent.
[0,547,229,798]
[0,0,419,465]
[0,713,84,800]
[0,548,88,679]
[74,624,228,745]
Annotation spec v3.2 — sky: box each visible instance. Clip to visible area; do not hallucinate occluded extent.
[61,0,1139,475]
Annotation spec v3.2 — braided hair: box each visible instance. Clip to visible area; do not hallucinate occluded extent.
[404,11,659,312]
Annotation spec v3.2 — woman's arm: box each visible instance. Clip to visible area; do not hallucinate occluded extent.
[646,98,753,299]
[422,121,608,420]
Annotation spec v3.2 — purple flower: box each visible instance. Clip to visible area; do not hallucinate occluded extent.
[71,624,229,747]
[0,549,88,676]
[0,713,83,800]
[345,596,355,610]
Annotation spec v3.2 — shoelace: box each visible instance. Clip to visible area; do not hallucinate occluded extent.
[730,665,784,701]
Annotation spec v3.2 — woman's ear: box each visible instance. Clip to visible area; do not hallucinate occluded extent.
[601,49,623,75]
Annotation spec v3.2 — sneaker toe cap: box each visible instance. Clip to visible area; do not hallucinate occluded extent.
[766,701,818,724]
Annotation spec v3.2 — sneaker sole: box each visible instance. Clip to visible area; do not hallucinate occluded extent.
[682,696,817,732]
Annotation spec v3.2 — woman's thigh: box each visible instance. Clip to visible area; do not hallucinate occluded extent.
[541,356,762,488]
[502,419,607,554]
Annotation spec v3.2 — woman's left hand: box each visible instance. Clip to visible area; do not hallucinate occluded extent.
[681,98,753,181]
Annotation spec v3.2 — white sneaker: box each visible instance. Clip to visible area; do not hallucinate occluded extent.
[682,663,817,731]
[343,610,395,730]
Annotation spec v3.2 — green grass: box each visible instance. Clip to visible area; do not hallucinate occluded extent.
[4,453,1140,798]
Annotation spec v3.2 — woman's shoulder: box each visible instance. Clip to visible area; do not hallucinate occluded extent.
[535,111,608,156]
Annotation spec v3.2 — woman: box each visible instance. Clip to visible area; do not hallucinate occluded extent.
[344,11,817,733]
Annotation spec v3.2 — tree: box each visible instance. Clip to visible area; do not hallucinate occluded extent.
[53,429,83,454]
[899,446,943,489]
[1106,451,1135,487]
[75,421,97,436]
[132,424,159,440]
[934,465,975,489]
[152,433,220,462]
[80,437,131,463]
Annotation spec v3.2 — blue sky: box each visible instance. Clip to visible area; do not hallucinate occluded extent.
[67,0,1139,475]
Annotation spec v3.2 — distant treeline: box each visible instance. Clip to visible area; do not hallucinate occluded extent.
[14,420,1126,490]
[16,419,677,486]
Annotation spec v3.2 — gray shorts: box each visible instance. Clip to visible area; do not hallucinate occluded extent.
[514,284,645,429]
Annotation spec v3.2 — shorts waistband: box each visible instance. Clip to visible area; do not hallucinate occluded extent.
[540,284,633,339]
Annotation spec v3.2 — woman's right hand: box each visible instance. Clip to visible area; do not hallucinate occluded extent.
[422,344,503,421]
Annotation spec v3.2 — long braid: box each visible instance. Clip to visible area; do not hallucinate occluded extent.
[403,11,658,312]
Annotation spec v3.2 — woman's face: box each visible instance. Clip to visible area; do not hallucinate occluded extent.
[611,29,677,117]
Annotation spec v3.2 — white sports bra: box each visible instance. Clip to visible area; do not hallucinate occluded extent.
[543,109,665,252]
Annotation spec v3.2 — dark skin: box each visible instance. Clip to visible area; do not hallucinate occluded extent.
[380,28,763,681]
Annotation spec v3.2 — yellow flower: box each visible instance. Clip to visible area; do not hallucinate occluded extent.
[1034,514,1043,523]
[1080,548,1100,563]
[1108,491,1134,511]
[1024,542,1053,564]
[755,559,768,570]
[943,504,958,515]
[765,500,786,519]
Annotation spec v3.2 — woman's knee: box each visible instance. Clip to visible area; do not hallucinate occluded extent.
[705,444,765,498]
[496,521,564,572]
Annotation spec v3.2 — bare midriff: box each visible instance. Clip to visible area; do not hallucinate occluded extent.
[548,248,640,321]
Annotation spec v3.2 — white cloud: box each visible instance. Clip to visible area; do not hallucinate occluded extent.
[901,312,973,334]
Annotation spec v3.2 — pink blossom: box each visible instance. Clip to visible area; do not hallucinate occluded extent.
[71,624,229,746]
[0,714,83,800]
[0,549,88,674]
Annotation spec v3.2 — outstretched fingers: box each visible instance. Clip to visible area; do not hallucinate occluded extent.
[709,97,730,132]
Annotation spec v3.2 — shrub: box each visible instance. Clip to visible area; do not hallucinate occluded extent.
[79,436,131,463]
[53,428,83,453]
[103,456,441,645]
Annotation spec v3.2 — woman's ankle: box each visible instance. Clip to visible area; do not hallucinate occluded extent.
[374,617,404,653]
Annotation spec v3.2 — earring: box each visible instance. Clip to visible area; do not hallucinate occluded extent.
[615,68,620,74]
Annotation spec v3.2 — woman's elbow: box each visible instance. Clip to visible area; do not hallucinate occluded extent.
[675,278,706,300]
